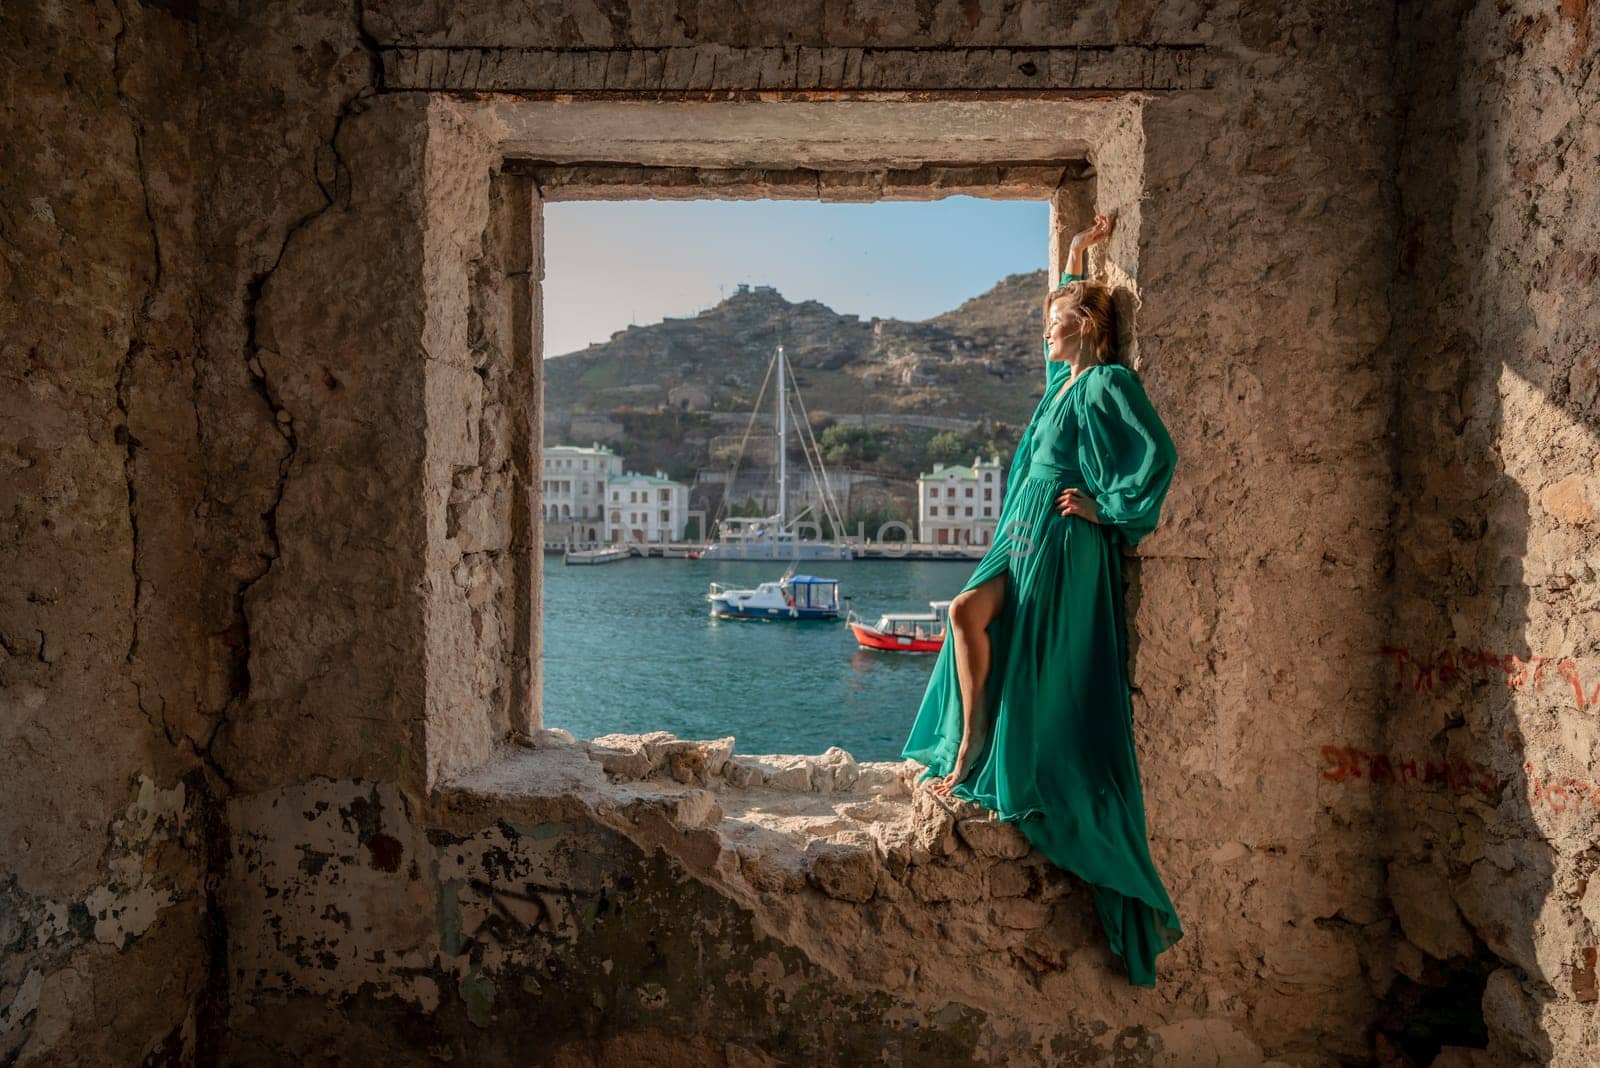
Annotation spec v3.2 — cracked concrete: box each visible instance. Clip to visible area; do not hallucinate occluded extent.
[4,0,1598,1064]
[221,5,382,780]
[3,0,214,1061]
[222,735,1283,1064]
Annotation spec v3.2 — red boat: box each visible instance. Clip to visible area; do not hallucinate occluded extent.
[846,600,952,653]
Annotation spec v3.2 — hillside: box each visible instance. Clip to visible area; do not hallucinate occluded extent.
[543,270,1051,422]
[542,271,1053,497]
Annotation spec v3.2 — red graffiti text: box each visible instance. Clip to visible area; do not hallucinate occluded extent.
[1378,645,1600,711]
[1321,744,1600,817]
[1319,745,1501,802]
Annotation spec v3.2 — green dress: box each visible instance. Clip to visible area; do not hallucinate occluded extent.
[900,276,1183,987]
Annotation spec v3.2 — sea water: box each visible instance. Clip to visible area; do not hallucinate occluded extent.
[540,556,974,761]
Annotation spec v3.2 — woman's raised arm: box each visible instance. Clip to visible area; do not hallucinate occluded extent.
[1060,211,1116,284]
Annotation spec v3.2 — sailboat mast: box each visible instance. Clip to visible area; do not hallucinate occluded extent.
[776,344,786,528]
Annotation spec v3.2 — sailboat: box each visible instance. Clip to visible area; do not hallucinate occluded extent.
[700,342,854,561]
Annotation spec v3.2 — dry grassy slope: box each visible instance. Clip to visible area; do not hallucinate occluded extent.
[543,269,1052,425]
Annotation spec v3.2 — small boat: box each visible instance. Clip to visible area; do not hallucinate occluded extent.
[845,599,953,653]
[707,567,842,621]
[564,545,634,566]
[684,549,703,559]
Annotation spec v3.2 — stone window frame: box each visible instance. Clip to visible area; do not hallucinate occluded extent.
[419,97,1142,791]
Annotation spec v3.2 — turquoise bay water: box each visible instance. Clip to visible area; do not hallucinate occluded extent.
[540,557,975,761]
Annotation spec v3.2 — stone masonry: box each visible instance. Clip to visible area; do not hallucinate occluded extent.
[2,1,1596,1065]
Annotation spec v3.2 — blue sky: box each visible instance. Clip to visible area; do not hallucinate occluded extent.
[543,197,1050,358]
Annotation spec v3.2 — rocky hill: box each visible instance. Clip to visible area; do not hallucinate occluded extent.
[543,270,1052,425]
[543,271,1053,501]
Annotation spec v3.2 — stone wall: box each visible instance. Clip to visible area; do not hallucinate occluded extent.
[1385,0,1600,1063]
[222,731,1289,1065]
[5,0,1597,1064]
[2,3,213,1063]
[195,1,1401,1061]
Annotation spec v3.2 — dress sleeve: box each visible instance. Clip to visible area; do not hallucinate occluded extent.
[1077,366,1178,549]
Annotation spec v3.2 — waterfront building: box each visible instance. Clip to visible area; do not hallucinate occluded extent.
[544,443,623,546]
[606,470,689,544]
[917,454,1003,546]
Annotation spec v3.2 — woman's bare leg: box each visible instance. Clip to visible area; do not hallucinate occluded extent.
[933,569,1008,796]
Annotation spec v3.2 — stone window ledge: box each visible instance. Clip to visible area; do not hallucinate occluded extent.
[438,729,1074,925]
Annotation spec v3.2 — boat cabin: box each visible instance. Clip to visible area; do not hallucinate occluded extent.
[786,575,841,612]
[705,572,843,620]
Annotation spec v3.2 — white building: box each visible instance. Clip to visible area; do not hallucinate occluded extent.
[917,454,1003,546]
[544,442,623,546]
[606,469,689,544]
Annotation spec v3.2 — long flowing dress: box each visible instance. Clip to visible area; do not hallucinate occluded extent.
[900,287,1183,988]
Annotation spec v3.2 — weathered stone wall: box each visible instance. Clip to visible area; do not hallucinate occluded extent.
[2,3,213,1062]
[212,92,434,796]
[1116,6,1403,1060]
[197,3,1407,1065]
[423,113,542,787]
[1385,1,1600,1063]
[223,732,1285,1065]
[8,0,1597,1064]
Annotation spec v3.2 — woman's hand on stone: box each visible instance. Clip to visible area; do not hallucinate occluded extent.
[1070,211,1116,250]
[1056,487,1101,523]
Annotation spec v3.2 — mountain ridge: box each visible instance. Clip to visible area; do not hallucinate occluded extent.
[543,268,1052,425]
[541,269,1054,503]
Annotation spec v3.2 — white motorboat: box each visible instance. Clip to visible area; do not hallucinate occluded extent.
[706,565,843,621]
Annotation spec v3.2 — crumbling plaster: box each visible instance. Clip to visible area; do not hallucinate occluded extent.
[4,0,1597,1064]
[212,76,1396,1063]
[3,1,214,1062]
[223,731,1310,1066]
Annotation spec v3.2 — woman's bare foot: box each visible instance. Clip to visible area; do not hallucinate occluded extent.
[938,569,1004,800]
[932,723,988,797]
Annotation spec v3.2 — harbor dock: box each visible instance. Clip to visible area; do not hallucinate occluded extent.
[548,541,987,561]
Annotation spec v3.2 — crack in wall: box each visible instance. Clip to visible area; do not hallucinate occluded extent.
[183,2,384,1051]
[353,0,385,92]
[112,0,224,784]
[114,350,146,671]
[226,3,380,712]
[110,0,163,677]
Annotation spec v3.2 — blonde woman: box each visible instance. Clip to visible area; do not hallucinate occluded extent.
[900,212,1184,987]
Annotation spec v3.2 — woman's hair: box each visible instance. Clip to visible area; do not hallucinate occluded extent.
[1045,281,1119,366]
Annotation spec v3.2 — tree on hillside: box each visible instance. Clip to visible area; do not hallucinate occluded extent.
[819,424,886,466]
[927,430,970,465]
[711,442,746,467]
